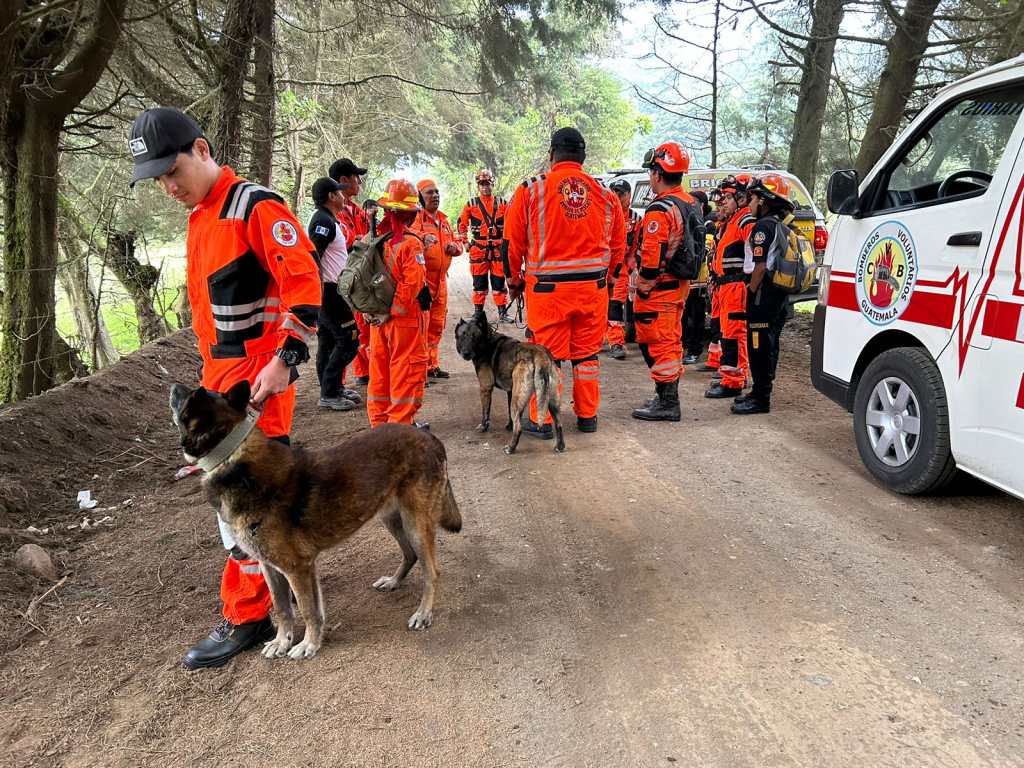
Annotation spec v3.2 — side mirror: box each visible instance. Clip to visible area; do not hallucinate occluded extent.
[826,170,860,216]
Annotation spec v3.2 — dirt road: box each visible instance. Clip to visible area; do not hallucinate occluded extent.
[3,260,1023,767]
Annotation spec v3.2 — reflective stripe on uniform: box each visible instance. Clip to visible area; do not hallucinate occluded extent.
[210,297,281,316]
[213,311,280,332]
[281,315,315,343]
[239,562,262,575]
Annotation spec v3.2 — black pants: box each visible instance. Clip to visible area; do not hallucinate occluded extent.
[746,282,788,403]
[682,288,706,356]
[316,283,359,399]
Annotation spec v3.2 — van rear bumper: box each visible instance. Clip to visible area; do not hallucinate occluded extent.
[810,304,852,411]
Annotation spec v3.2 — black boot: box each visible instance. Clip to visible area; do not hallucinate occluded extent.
[704,382,743,399]
[181,617,274,670]
[498,305,514,324]
[632,381,681,422]
[522,419,554,440]
[731,397,770,415]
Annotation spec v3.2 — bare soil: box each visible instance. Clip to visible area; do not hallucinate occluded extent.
[2,261,1022,768]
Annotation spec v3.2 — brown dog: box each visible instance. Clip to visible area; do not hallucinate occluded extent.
[454,313,565,454]
[169,381,461,660]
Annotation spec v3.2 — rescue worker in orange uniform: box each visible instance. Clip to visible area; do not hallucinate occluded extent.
[459,169,511,322]
[128,108,321,669]
[630,141,697,423]
[606,178,643,361]
[329,158,372,385]
[705,175,756,399]
[365,179,429,427]
[412,179,461,379]
[504,127,626,435]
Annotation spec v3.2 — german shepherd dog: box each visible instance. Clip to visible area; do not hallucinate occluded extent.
[454,313,565,454]
[169,381,461,660]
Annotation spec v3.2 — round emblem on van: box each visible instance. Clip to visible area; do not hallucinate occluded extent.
[854,220,918,326]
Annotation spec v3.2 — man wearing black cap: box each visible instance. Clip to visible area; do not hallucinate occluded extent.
[308,177,361,411]
[128,107,322,669]
[328,158,372,384]
[503,127,626,435]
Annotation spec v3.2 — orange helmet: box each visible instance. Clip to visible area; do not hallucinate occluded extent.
[377,179,421,211]
[734,172,754,187]
[642,142,691,174]
[749,173,794,210]
[475,168,495,184]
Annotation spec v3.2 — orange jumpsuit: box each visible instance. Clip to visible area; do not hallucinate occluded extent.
[339,198,371,379]
[366,231,428,426]
[714,206,756,389]
[458,195,508,310]
[504,161,626,419]
[412,208,459,369]
[607,207,643,347]
[634,187,693,384]
[186,166,321,625]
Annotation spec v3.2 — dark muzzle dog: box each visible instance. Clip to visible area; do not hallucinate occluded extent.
[454,313,565,454]
[169,381,462,660]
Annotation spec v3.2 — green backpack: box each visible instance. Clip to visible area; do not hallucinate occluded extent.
[338,233,395,315]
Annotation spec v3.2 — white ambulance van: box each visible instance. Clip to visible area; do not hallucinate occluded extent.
[812,54,1024,498]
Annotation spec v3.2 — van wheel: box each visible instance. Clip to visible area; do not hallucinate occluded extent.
[852,347,958,495]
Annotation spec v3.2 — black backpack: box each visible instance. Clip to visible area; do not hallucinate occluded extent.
[646,195,707,280]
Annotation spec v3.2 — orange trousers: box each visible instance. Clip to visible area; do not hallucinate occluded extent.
[717,280,748,388]
[527,282,605,420]
[470,254,507,308]
[706,281,722,370]
[634,284,689,383]
[606,272,631,347]
[426,279,448,369]
[367,316,428,426]
[351,312,371,379]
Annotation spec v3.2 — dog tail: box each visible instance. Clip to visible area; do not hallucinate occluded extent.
[439,472,462,533]
[536,355,559,419]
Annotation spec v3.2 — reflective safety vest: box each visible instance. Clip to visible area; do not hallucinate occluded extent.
[458,196,507,261]
[503,161,626,286]
[714,206,756,275]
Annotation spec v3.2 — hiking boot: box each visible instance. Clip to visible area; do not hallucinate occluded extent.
[632,381,681,422]
[181,617,274,670]
[731,397,770,415]
[340,388,362,404]
[733,391,752,404]
[428,367,451,379]
[608,344,626,360]
[414,421,431,431]
[711,371,722,381]
[319,396,355,411]
[576,415,597,433]
[695,363,718,372]
[356,376,370,385]
[683,353,700,365]
[704,383,743,399]
[522,420,554,440]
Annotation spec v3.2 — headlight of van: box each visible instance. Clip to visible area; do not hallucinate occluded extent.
[817,265,830,306]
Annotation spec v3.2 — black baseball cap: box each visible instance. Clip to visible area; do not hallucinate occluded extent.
[608,178,631,194]
[328,158,368,180]
[550,127,586,153]
[128,107,205,187]
[312,177,344,206]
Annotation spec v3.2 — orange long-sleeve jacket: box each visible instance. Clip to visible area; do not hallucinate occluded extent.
[503,161,626,288]
[713,206,756,274]
[339,197,370,248]
[383,231,427,325]
[186,166,320,380]
[412,209,458,294]
[458,195,507,262]
[635,185,699,297]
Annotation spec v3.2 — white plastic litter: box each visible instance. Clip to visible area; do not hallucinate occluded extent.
[76,490,98,510]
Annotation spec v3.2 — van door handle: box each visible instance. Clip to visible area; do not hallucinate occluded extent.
[947,231,982,246]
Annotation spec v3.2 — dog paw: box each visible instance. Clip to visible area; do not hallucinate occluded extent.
[554,443,566,453]
[262,634,293,659]
[287,638,320,659]
[373,575,400,592]
[503,445,515,455]
[407,610,433,631]
[475,422,490,433]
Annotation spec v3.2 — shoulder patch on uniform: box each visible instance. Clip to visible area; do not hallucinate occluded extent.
[753,246,763,257]
[753,231,766,244]
[647,219,660,234]
[416,253,425,265]
[271,220,299,247]
[314,225,329,236]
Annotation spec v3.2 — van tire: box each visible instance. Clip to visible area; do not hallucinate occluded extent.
[852,347,958,495]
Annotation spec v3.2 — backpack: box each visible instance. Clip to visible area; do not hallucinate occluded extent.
[337,233,395,315]
[769,217,817,294]
[653,195,707,281]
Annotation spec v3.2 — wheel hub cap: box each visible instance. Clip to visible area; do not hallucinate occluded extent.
[864,376,922,468]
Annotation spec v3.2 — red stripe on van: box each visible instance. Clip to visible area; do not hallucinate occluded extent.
[982,298,1023,342]
[902,290,955,329]
[827,280,858,311]
[1017,375,1024,410]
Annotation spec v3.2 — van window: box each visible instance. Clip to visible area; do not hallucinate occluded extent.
[869,83,1024,213]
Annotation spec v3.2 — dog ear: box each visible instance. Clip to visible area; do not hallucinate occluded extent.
[169,383,191,422]
[225,380,251,412]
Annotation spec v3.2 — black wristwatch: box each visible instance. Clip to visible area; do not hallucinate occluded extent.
[275,347,303,367]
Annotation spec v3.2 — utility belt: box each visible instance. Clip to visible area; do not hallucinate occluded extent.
[530,271,607,293]
[716,271,746,285]
[469,242,501,263]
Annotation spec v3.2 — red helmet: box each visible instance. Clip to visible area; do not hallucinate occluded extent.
[475,168,495,184]
[748,173,794,209]
[377,179,421,211]
[642,142,691,174]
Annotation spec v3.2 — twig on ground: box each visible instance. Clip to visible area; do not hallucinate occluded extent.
[27,575,69,620]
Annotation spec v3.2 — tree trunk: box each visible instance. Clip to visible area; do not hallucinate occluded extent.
[212,0,258,169]
[103,231,169,345]
[51,332,89,382]
[997,3,1024,63]
[0,110,64,402]
[175,285,193,330]
[249,0,276,186]
[56,234,120,370]
[788,0,846,194]
[710,0,720,167]
[854,0,941,177]
[291,163,305,214]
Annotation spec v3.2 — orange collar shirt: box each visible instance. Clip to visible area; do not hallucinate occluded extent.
[339,198,370,248]
[503,161,626,288]
[185,166,321,387]
[384,232,427,325]
[412,209,458,293]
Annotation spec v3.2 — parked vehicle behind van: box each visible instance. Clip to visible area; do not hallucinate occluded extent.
[812,55,1024,499]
